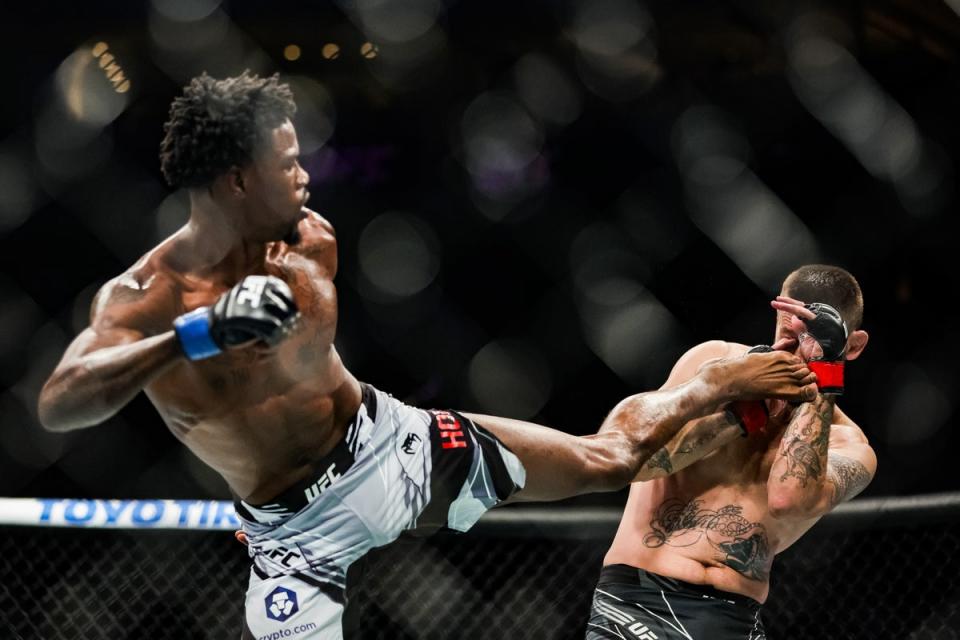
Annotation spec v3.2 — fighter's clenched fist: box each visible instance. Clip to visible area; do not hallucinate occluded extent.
[174,275,300,360]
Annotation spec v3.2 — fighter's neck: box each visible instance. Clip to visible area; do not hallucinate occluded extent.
[169,199,269,280]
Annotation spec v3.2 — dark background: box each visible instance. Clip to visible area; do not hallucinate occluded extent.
[0,0,957,505]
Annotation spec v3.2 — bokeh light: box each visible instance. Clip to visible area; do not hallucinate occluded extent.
[358,212,440,300]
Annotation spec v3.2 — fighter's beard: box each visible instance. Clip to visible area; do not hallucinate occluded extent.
[282,224,302,246]
[282,209,307,245]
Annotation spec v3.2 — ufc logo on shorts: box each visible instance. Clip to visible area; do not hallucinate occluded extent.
[237,277,267,307]
[627,622,658,640]
[303,463,341,503]
[433,411,467,449]
[595,599,658,639]
[266,545,303,568]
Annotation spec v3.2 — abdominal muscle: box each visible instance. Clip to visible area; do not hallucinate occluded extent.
[146,342,362,504]
[605,477,781,603]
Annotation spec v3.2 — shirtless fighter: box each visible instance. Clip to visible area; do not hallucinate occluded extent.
[587,265,877,640]
[36,72,817,639]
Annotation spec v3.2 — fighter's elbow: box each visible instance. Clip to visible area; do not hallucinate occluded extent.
[37,402,98,433]
[37,388,77,432]
[767,491,820,520]
[36,374,97,433]
[37,397,70,432]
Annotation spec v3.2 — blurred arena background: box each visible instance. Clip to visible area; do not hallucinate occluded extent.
[0,0,958,638]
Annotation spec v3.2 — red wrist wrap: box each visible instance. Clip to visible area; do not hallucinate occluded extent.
[729,400,768,437]
[809,360,844,395]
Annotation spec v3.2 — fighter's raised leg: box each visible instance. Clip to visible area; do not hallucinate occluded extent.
[466,350,816,501]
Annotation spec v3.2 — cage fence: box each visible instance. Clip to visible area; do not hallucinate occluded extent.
[0,495,958,639]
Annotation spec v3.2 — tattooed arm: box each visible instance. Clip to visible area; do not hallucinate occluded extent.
[767,399,876,518]
[631,340,744,481]
[634,411,741,480]
[821,407,876,510]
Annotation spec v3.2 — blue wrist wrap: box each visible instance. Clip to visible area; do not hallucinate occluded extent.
[173,308,221,360]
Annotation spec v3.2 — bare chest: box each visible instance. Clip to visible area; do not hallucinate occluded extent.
[680,434,781,490]
[150,237,341,419]
[636,434,796,554]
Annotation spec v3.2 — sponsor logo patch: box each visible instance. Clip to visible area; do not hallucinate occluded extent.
[265,586,299,622]
[430,410,468,449]
[401,433,422,454]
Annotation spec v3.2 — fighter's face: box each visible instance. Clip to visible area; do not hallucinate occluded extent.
[773,286,802,354]
[243,119,310,240]
[773,286,832,360]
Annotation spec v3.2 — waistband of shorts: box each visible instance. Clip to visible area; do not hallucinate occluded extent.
[235,382,378,523]
[599,564,762,610]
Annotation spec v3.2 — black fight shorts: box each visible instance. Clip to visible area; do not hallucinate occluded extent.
[586,564,766,640]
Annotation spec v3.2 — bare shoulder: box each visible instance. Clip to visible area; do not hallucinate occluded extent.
[831,404,863,431]
[276,210,336,260]
[266,209,339,283]
[662,340,743,389]
[90,251,180,335]
[298,209,336,242]
[829,421,870,447]
[682,340,744,364]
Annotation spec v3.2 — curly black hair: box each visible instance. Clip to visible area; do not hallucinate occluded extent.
[159,71,297,188]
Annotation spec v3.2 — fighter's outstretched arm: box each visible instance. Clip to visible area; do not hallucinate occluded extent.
[38,280,183,432]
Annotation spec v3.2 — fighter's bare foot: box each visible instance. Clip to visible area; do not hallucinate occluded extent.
[701,351,818,403]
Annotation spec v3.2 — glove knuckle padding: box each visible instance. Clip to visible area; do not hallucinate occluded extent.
[802,303,847,395]
[803,303,847,361]
[210,275,301,348]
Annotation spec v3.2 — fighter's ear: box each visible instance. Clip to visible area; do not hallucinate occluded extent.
[212,166,246,199]
[845,329,869,361]
[227,166,246,197]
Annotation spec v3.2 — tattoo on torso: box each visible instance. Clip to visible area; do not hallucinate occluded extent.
[643,499,771,581]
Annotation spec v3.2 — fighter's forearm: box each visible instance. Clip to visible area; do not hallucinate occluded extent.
[767,394,835,515]
[634,411,741,481]
[38,332,183,432]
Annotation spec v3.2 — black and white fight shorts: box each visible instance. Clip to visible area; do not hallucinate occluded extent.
[236,383,526,639]
[586,565,766,640]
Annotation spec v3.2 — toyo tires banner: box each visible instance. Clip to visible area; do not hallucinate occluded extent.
[0,498,240,529]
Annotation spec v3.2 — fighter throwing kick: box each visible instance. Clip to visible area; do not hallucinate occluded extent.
[37,72,817,638]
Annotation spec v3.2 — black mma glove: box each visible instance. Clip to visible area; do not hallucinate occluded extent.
[174,275,300,360]
[727,345,772,436]
[802,302,847,395]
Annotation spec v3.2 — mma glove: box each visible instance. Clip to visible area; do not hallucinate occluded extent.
[727,345,772,437]
[174,275,300,360]
[802,302,847,395]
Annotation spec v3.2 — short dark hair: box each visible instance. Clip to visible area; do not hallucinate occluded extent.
[159,71,296,188]
[784,264,864,330]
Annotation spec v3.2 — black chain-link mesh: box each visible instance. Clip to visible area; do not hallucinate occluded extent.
[1,522,958,639]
